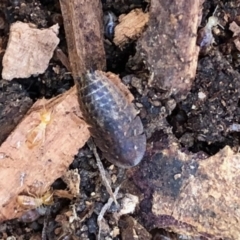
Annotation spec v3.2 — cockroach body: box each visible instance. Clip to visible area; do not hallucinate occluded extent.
[20,209,42,223]
[17,190,53,210]
[26,106,52,149]
[104,12,117,40]
[77,70,146,168]
[197,16,219,47]
[197,6,223,48]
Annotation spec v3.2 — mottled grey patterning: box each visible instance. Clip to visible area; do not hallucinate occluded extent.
[77,70,146,168]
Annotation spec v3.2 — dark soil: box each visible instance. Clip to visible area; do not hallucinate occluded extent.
[0,0,239,239]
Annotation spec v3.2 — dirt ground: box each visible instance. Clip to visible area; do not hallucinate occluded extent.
[0,0,240,239]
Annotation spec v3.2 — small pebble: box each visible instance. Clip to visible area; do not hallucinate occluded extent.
[198,91,206,99]
[135,102,143,108]
[151,100,161,107]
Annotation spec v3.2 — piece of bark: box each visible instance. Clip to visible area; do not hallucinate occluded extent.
[2,22,59,80]
[113,9,149,48]
[152,146,240,239]
[0,80,32,145]
[128,139,240,239]
[59,0,106,77]
[167,146,240,239]
[0,86,90,221]
[137,0,204,101]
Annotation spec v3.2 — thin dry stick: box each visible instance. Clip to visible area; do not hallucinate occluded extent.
[97,185,121,240]
[41,207,51,240]
[88,139,118,205]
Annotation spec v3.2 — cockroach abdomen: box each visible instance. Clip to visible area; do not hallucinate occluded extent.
[20,209,41,223]
[77,70,146,168]
[196,28,214,47]
[104,12,117,40]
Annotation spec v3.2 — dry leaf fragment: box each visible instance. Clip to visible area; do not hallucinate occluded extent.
[61,169,81,197]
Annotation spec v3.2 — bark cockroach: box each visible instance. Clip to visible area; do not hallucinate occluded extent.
[76,70,146,168]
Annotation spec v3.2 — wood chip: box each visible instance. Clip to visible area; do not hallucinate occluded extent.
[114,9,149,48]
[137,0,204,100]
[229,21,240,37]
[59,0,106,76]
[2,22,59,80]
[0,86,90,221]
[150,146,240,239]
